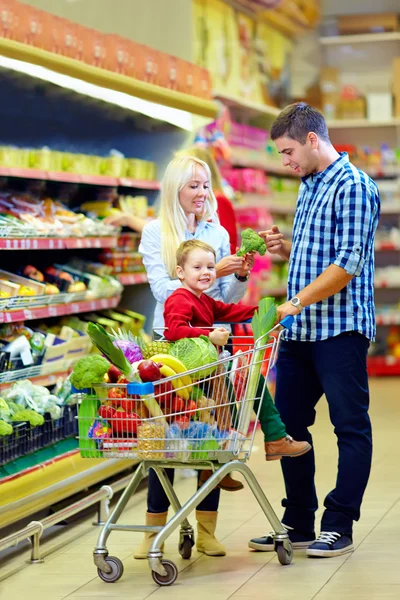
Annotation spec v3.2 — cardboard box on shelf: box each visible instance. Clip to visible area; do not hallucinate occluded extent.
[366,93,393,121]
[338,97,366,120]
[15,3,50,49]
[0,0,19,40]
[80,28,107,69]
[135,45,160,85]
[338,13,399,35]
[104,34,138,77]
[320,67,340,119]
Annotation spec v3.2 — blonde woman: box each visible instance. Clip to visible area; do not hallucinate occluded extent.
[135,156,253,560]
[139,155,252,334]
[175,146,238,253]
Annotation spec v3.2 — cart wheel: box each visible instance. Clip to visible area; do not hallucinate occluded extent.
[276,542,293,566]
[179,535,194,559]
[152,559,178,586]
[97,556,124,582]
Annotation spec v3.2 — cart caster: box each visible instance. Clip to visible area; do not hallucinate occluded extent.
[275,541,293,565]
[179,535,195,559]
[97,556,124,583]
[152,559,178,586]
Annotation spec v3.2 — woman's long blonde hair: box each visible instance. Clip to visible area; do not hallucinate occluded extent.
[159,156,219,279]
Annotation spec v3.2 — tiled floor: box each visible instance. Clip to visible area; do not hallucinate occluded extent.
[1,378,399,599]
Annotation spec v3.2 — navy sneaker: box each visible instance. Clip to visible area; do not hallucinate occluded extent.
[248,524,315,552]
[306,532,354,558]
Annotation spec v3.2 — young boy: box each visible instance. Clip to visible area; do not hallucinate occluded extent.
[163,240,311,490]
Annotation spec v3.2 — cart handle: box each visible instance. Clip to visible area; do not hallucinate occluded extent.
[280,315,295,329]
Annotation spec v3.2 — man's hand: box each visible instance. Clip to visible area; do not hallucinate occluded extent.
[258,225,291,261]
[276,301,300,323]
[209,327,230,346]
[216,255,245,278]
[259,225,284,254]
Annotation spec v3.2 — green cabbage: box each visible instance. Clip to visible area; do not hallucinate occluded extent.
[170,335,218,379]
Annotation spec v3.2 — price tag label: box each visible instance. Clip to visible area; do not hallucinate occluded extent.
[24,309,33,320]
[48,306,58,317]
[71,303,79,313]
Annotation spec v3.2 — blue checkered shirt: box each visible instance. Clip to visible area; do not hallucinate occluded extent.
[286,153,380,342]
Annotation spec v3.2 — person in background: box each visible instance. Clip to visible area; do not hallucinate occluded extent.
[248,103,380,558]
[135,155,254,560]
[175,146,238,253]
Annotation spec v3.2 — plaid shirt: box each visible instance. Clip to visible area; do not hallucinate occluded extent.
[286,153,380,342]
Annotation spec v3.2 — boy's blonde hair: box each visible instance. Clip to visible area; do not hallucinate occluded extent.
[159,156,219,279]
[176,240,216,270]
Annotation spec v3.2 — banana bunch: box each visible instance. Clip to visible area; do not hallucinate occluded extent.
[151,354,192,401]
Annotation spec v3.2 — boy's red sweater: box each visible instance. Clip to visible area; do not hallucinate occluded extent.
[164,288,256,341]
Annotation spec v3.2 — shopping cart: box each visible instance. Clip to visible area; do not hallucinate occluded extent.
[77,316,294,586]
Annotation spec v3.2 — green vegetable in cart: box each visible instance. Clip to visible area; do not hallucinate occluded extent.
[170,335,218,379]
[236,228,267,257]
[12,409,44,427]
[236,297,277,436]
[0,398,11,421]
[0,420,12,436]
[71,355,111,390]
[87,322,134,378]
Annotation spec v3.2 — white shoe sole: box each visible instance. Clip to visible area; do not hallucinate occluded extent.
[248,539,313,551]
[307,544,354,558]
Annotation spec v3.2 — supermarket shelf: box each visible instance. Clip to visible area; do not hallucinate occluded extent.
[0,369,71,390]
[0,447,135,528]
[0,166,160,189]
[375,284,400,290]
[320,31,400,46]
[238,194,297,214]
[230,147,296,177]
[376,313,400,326]
[262,286,287,297]
[214,93,280,119]
[380,204,400,215]
[0,38,218,120]
[117,272,148,286]
[0,236,118,250]
[327,119,400,130]
[368,356,400,377]
[375,242,400,251]
[0,294,121,324]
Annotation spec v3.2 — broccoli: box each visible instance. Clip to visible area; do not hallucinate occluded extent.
[71,355,110,390]
[0,420,12,436]
[12,409,44,427]
[236,228,266,257]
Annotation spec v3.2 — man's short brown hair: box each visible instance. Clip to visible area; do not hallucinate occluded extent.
[176,240,216,269]
[271,102,330,144]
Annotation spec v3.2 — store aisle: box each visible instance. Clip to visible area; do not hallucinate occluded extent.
[1,378,399,600]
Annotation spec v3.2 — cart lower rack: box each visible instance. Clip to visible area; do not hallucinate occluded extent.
[77,317,294,585]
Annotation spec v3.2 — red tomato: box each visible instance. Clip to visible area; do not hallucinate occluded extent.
[98,404,116,420]
[154,380,174,405]
[185,400,197,417]
[111,412,141,434]
[171,397,185,414]
[108,387,125,399]
[174,416,190,429]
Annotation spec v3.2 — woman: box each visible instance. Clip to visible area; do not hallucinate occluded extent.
[175,145,238,253]
[135,156,254,559]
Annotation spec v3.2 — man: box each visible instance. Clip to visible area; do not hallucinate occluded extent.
[249,102,380,558]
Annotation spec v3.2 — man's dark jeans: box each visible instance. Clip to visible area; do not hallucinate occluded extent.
[275,331,372,535]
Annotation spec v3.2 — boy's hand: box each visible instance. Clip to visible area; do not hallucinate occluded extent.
[209,327,230,346]
[216,254,245,278]
[236,251,255,277]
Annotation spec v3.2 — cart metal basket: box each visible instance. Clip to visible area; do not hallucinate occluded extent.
[77,316,294,585]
